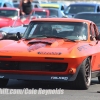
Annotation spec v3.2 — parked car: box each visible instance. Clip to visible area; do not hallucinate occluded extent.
[64,2,100,17]
[40,3,66,12]
[21,8,50,24]
[30,8,50,18]
[0,7,23,28]
[74,12,100,31]
[0,7,34,28]
[0,18,100,90]
[45,8,68,18]
[0,8,50,40]
[0,24,27,40]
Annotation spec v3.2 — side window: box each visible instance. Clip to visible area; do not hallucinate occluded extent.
[93,24,99,39]
[90,24,96,41]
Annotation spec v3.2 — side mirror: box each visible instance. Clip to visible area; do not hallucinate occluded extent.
[16,32,22,40]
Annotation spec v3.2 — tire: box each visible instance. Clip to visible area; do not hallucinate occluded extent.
[98,76,100,83]
[70,58,91,90]
[0,79,9,87]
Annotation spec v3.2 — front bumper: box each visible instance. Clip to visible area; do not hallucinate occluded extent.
[0,73,78,82]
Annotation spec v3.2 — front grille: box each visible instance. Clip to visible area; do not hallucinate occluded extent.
[0,61,68,72]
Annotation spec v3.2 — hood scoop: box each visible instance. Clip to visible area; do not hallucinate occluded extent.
[27,39,57,52]
[27,39,64,52]
[28,43,47,52]
[28,39,56,45]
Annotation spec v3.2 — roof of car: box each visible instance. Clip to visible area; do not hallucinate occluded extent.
[69,2,100,6]
[75,12,100,15]
[31,18,93,23]
[0,0,13,6]
[0,0,13,3]
[0,7,19,10]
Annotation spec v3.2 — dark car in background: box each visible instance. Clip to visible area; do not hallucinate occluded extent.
[40,3,66,13]
[46,8,67,18]
[74,12,100,31]
[64,2,100,17]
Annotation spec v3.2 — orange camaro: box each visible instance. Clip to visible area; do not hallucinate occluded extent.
[0,18,100,90]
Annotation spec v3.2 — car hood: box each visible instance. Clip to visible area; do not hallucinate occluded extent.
[0,26,27,34]
[0,17,12,28]
[0,38,78,56]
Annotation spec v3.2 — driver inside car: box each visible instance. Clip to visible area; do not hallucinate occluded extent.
[72,26,87,40]
[40,24,53,35]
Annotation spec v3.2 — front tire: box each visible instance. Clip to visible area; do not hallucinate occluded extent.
[70,58,91,90]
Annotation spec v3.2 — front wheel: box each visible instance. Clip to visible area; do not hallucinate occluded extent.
[70,58,91,90]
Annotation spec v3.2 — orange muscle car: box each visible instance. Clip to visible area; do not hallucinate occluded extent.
[0,18,100,90]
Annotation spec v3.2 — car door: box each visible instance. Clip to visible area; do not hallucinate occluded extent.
[90,23,100,71]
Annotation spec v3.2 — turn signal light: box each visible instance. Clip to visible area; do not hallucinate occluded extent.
[68,68,76,74]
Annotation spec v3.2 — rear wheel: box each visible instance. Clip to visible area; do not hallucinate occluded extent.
[70,58,91,90]
[0,79,9,87]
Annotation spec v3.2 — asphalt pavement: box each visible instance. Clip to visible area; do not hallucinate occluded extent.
[0,78,100,100]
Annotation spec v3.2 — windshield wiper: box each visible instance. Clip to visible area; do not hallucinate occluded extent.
[25,35,76,42]
[25,35,47,40]
[37,35,76,42]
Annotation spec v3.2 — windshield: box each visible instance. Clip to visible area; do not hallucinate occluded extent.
[75,14,100,25]
[32,11,47,17]
[23,21,88,41]
[48,9,58,16]
[0,10,18,19]
[65,5,95,14]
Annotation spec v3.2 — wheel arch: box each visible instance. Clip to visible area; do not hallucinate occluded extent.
[69,56,91,81]
[69,57,92,89]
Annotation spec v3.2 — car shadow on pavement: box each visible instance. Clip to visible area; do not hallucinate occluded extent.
[6,79,71,89]
[3,79,99,90]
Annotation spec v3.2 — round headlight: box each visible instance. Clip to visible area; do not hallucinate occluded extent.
[0,31,6,40]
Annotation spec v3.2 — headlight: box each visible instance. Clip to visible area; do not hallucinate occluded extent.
[0,31,6,40]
